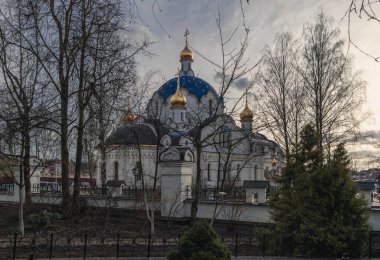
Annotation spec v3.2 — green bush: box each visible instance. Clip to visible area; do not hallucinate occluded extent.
[28,210,61,228]
[168,220,231,260]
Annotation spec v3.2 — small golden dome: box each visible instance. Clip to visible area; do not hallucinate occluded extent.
[272,157,277,167]
[122,110,136,124]
[123,97,137,124]
[180,45,193,61]
[171,74,187,107]
[240,104,253,121]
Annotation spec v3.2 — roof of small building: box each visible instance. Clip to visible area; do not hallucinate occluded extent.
[106,124,159,146]
[356,181,376,191]
[243,180,269,189]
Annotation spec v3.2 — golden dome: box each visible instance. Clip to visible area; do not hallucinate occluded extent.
[171,74,187,107]
[122,110,136,124]
[123,97,137,124]
[180,28,193,61]
[272,157,277,167]
[180,45,193,61]
[240,104,253,121]
[240,90,253,121]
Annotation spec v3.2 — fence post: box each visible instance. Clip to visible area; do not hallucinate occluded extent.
[369,233,372,258]
[12,233,17,260]
[262,234,266,257]
[147,232,151,258]
[49,233,53,260]
[83,233,88,260]
[116,233,120,259]
[163,237,166,255]
[234,234,238,257]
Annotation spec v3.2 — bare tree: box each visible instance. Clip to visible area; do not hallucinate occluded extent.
[0,2,52,234]
[300,12,366,156]
[71,0,147,216]
[255,32,305,162]
[0,0,148,216]
[187,9,259,225]
[345,0,380,62]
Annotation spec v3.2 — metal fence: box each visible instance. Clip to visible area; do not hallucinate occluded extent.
[2,232,263,259]
[186,185,246,202]
[2,231,379,259]
[32,183,247,202]
[31,184,161,200]
[0,183,14,194]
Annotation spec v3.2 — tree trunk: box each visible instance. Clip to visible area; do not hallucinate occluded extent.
[60,91,70,215]
[73,105,85,216]
[23,124,31,204]
[100,142,107,195]
[19,138,25,236]
[190,143,202,225]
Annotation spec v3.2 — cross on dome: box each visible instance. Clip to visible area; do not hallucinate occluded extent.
[180,28,193,61]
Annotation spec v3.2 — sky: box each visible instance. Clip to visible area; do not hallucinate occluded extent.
[131,0,380,169]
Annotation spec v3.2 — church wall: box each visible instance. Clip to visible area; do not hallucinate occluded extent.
[105,146,158,186]
[183,200,270,223]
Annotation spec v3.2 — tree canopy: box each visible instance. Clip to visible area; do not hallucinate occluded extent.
[168,220,231,260]
[270,124,371,257]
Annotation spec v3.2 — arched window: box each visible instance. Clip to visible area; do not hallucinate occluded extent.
[227,133,231,147]
[209,100,213,115]
[254,165,258,180]
[220,133,224,147]
[207,163,211,181]
[113,161,119,181]
[227,163,232,181]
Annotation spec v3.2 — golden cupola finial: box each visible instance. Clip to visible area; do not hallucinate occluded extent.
[180,28,193,61]
[170,68,187,108]
[240,89,253,121]
[123,96,137,124]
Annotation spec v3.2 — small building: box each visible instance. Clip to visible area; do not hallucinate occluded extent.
[243,180,270,204]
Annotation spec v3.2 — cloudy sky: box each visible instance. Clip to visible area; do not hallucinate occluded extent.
[132,0,380,168]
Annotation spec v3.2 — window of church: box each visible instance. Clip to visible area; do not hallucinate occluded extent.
[209,100,213,115]
[134,161,142,181]
[207,163,211,181]
[113,161,119,181]
[227,163,232,181]
[181,112,184,121]
[222,133,229,148]
[254,165,258,180]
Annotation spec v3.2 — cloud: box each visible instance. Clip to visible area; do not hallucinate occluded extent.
[360,130,380,139]
[233,77,251,90]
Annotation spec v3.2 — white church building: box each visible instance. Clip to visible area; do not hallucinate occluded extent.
[96,34,283,219]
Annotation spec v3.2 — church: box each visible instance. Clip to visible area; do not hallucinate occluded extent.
[96,32,282,206]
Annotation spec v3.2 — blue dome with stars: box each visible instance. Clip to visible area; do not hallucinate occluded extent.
[157,76,218,102]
